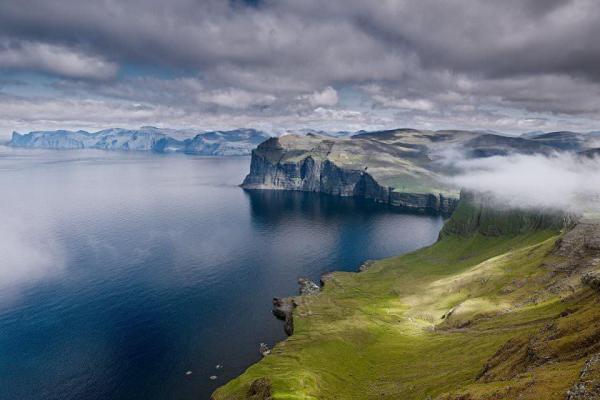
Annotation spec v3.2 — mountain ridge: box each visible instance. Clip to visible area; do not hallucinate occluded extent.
[8,127,271,156]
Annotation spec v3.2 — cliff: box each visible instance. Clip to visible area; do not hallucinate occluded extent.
[442,191,577,236]
[213,195,600,400]
[241,134,460,215]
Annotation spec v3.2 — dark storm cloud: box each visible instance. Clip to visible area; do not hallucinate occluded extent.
[2,0,600,134]
[3,0,597,83]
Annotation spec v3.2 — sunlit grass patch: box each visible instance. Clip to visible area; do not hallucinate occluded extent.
[213,212,596,399]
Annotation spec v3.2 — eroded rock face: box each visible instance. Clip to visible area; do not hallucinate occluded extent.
[241,136,458,215]
[272,297,295,336]
[271,279,320,336]
[552,222,600,277]
[582,272,600,292]
[566,354,600,400]
[442,190,578,237]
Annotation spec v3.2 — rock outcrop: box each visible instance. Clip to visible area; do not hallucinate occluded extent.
[272,279,321,336]
[272,297,295,336]
[582,272,600,292]
[566,354,600,400]
[298,278,320,296]
[241,134,460,215]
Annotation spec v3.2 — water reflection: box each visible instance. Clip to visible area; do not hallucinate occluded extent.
[0,149,443,400]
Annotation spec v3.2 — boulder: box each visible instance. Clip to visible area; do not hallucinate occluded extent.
[298,278,320,296]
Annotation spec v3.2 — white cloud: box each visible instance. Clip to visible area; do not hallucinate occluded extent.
[200,88,276,109]
[3,0,600,133]
[301,86,339,107]
[0,201,65,301]
[446,153,600,214]
[376,96,435,111]
[0,94,397,140]
[0,40,118,80]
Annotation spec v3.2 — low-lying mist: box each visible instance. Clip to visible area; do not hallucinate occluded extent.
[443,152,600,215]
[0,210,65,297]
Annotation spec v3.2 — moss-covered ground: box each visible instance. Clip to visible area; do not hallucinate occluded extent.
[213,209,600,399]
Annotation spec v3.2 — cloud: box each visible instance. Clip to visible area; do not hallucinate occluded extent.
[301,86,339,107]
[0,40,118,80]
[0,92,396,139]
[0,203,65,302]
[373,96,434,112]
[2,1,600,132]
[201,88,276,109]
[446,153,600,214]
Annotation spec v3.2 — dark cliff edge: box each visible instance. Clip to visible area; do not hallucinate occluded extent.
[241,138,458,216]
[442,190,578,237]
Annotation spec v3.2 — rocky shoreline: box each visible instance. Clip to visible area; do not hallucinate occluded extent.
[271,263,377,338]
[271,278,321,337]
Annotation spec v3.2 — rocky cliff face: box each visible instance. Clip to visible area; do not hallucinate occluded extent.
[441,190,578,236]
[242,136,458,215]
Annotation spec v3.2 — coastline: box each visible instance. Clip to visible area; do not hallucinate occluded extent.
[212,195,599,400]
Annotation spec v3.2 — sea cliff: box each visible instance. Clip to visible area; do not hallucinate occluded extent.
[212,192,600,400]
[241,134,460,215]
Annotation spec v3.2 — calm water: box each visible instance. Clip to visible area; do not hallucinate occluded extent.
[0,147,443,400]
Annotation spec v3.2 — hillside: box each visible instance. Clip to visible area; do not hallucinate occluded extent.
[212,195,600,399]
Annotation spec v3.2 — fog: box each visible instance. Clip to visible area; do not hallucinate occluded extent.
[0,207,65,302]
[1,214,64,278]
[445,153,600,214]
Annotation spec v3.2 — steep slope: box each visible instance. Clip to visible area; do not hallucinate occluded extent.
[212,196,600,400]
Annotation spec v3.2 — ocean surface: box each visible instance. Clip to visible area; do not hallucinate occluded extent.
[0,147,443,400]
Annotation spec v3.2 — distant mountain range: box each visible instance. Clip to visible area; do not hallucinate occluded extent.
[7,126,600,157]
[8,127,271,156]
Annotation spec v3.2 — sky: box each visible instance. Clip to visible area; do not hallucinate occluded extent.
[2,0,600,138]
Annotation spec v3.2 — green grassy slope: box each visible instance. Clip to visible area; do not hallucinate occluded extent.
[213,201,600,400]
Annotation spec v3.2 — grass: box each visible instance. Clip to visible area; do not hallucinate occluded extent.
[213,208,599,399]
